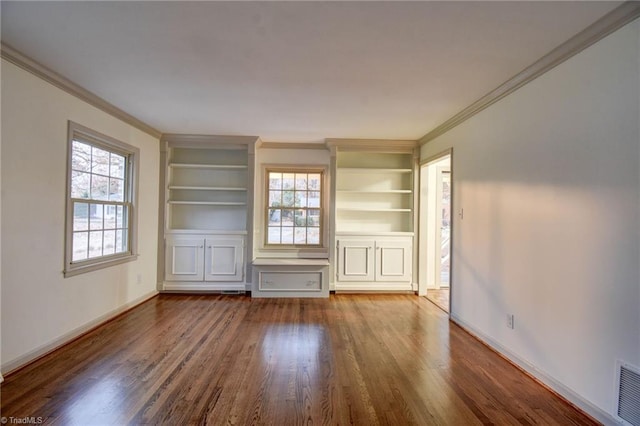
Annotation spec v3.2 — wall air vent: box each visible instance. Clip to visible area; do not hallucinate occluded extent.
[617,361,640,426]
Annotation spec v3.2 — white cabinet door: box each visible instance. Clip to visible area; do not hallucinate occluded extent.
[204,237,244,282]
[165,237,204,281]
[375,239,412,282]
[337,239,375,282]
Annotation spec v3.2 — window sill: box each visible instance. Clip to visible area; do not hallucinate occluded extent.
[64,253,138,278]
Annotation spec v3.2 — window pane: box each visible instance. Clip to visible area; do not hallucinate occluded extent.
[293,191,306,208]
[116,205,124,229]
[73,202,89,231]
[308,191,320,208]
[110,153,126,179]
[269,190,282,207]
[72,232,89,261]
[269,173,282,189]
[90,204,103,230]
[281,227,293,244]
[92,146,110,175]
[103,230,116,255]
[268,209,281,226]
[282,191,295,207]
[294,227,307,244]
[282,173,294,189]
[88,231,103,258]
[104,205,116,230]
[308,174,321,190]
[115,229,127,253]
[308,209,321,227]
[281,209,294,226]
[295,174,307,190]
[91,174,109,200]
[294,209,307,226]
[71,171,91,199]
[72,141,92,172]
[308,228,320,244]
[267,227,281,244]
[109,178,124,202]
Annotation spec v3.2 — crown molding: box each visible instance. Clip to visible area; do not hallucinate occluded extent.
[1,41,162,139]
[419,1,640,146]
[161,133,259,148]
[258,142,328,150]
[326,138,417,153]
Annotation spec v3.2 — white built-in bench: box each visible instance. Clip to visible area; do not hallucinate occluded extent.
[251,258,330,298]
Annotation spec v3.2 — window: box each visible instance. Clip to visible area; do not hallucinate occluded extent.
[266,169,323,246]
[64,122,138,276]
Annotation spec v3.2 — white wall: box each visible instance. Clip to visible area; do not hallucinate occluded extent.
[421,20,639,422]
[1,60,160,372]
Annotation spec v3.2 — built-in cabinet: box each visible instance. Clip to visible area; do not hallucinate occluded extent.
[165,235,244,284]
[158,136,417,294]
[336,237,412,285]
[159,136,256,291]
[327,139,418,291]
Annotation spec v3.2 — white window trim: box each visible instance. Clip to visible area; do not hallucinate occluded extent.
[64,121,139,277]
[261,164,329,252]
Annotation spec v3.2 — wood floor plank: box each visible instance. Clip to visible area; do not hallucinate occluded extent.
[1,294,598,425]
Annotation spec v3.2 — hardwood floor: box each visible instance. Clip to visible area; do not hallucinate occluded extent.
[426,288,450,313]
[1,294,596,425]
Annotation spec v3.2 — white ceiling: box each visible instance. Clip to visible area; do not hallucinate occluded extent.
[1,1,622,142]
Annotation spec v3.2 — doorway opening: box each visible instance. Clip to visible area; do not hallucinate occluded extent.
[419,152,452,313]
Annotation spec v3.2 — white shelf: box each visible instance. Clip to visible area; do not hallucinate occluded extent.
[169,163,247,170]
[337,189,412,194]
[336,231,414,237]
[169,185,247,191]
[168,201,246,206]
[338,168,412,173]
[338,208,411,213]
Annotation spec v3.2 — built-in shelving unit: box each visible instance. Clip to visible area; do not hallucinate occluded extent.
[166,147,250,232]
[327,139,418,292]
[159,135,257,292]
[335,152,414,234]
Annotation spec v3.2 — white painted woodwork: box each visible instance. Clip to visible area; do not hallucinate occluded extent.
[259,271,323,291]
[204,237,244,282]
[336,237,413,290]
[164,234,245,287]
[166,146,248,232]
[376,239,412,282]
[161,141,253,291]
[251,260,330,298]
[335,151,414,234]
[165,236,204,281]
[337,239,375,282]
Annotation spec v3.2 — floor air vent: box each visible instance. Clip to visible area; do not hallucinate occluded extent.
[618,362,640,426]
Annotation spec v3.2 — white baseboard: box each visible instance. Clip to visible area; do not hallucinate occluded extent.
[163,283,245,291]
[450,314,623,426]
[1,290,159,376]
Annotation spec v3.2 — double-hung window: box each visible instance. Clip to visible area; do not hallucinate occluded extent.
[64,122,138,276]
[266,169,323,246]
